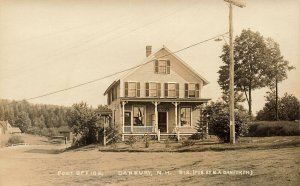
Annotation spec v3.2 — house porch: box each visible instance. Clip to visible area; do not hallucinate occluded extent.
[119,97,209,141]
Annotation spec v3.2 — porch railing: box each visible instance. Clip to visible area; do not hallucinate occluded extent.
[124,126,153,133]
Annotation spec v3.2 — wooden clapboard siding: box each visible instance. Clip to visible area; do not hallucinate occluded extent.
[123,48,204,99]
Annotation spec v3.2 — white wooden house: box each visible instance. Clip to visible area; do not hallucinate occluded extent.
[104,46,210,140]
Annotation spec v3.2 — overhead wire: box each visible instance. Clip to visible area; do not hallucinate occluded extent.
[16,32,228,103]
[1,0,202,80]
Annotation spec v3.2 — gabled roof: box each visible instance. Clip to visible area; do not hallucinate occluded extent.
[104,45,209,95]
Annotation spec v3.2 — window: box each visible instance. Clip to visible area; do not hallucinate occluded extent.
[168,83,176,97]
[128,82,136,97]
[185,83,200,98]
[164,83,179,98]
[124,112,131,126]
[125,82,140,97]
[133,106,145,126]
[154,60,170,74]
[180,107,191,127]
[146,82,161,97]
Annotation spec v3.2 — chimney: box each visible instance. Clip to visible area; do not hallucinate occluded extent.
[146,45,152,57]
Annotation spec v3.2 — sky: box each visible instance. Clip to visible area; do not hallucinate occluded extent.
[0,0,299,115]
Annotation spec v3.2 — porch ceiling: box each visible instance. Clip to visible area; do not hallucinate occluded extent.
[120,97,210,103]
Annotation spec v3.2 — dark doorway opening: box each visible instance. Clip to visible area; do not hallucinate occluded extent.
[158,112,167,133]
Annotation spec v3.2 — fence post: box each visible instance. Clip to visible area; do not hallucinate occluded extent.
[176,129,180,141]
[157,129,160,141]
[103,128,106,146]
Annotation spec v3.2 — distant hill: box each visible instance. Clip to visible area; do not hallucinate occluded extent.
[0,99,71,129]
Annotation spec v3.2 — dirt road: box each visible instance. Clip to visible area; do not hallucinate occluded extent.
[0,143,299,186]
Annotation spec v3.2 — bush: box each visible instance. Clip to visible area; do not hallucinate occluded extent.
[7,135,24,145]
[181,139,195,147]
[143,134,150,148]
[190,133,205,140]
[164,138,171,148]
[27,127,60,137]
[202,101,249,143]
[256,93,300,121]
[247,121,300,137]
[27,126,41,135]
[192,119,208,140]
[125,135,137,148]
[67,102,99,145]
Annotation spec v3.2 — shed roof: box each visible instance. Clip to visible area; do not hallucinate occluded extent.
[12,127,22,133]
[58,126,72,133]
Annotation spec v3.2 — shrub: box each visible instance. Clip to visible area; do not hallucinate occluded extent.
[202,101,249,143]
[7,135,24,145]
[143,134,150,148]
[67,102,99,145]
[181,139,195,147]
[256,93,300,121]
[27,126,41,135]
[164,138,171,148]
[247,121,300,137]
[191,119,208,140]
[125,135,137,148]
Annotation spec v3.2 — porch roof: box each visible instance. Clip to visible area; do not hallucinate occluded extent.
[120,97,210,103]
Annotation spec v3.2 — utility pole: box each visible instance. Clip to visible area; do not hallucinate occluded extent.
[224,0,245,144]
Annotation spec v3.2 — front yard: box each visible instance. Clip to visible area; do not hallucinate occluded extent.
[97,136,300,153]
[0,136,299,185]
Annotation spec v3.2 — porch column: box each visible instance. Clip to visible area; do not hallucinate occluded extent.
[121,101,127,141]
[152,101,160,132]
[172,102,180,128]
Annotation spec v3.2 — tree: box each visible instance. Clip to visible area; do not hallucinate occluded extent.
[256,93,300,121]
[264,38,295,120]
[33,116,46,129]
[201,101,249,142]
[218,29,269,117]
[15,111,32,132]
[67,102,99,145]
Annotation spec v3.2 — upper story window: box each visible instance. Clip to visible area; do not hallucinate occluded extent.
[164,83,179,98]
[125,82,140,97]
[146,82,161,97]
[185,83,200,98]
[154,60,170,74]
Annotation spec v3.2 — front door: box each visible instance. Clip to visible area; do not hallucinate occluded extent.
[158,112,167,133]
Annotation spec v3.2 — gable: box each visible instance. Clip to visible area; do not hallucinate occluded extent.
[123,47,209,84]
[104,46,209,96]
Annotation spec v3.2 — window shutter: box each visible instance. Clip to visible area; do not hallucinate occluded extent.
[176,83,179,98]
[136,82,140,97]
[125,82,128,97]
[164,83,168,97]
[185,83,189,98]
[154,60,158,73]
[146,82,149,97]
[157,83,161,97]
[195,83,200,98]
[166,60,170,74]
[107,93,111,105]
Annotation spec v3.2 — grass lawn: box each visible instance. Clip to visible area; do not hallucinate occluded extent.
[0,133,50,147]
[96,136,300,152]
[0,135,299,185]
